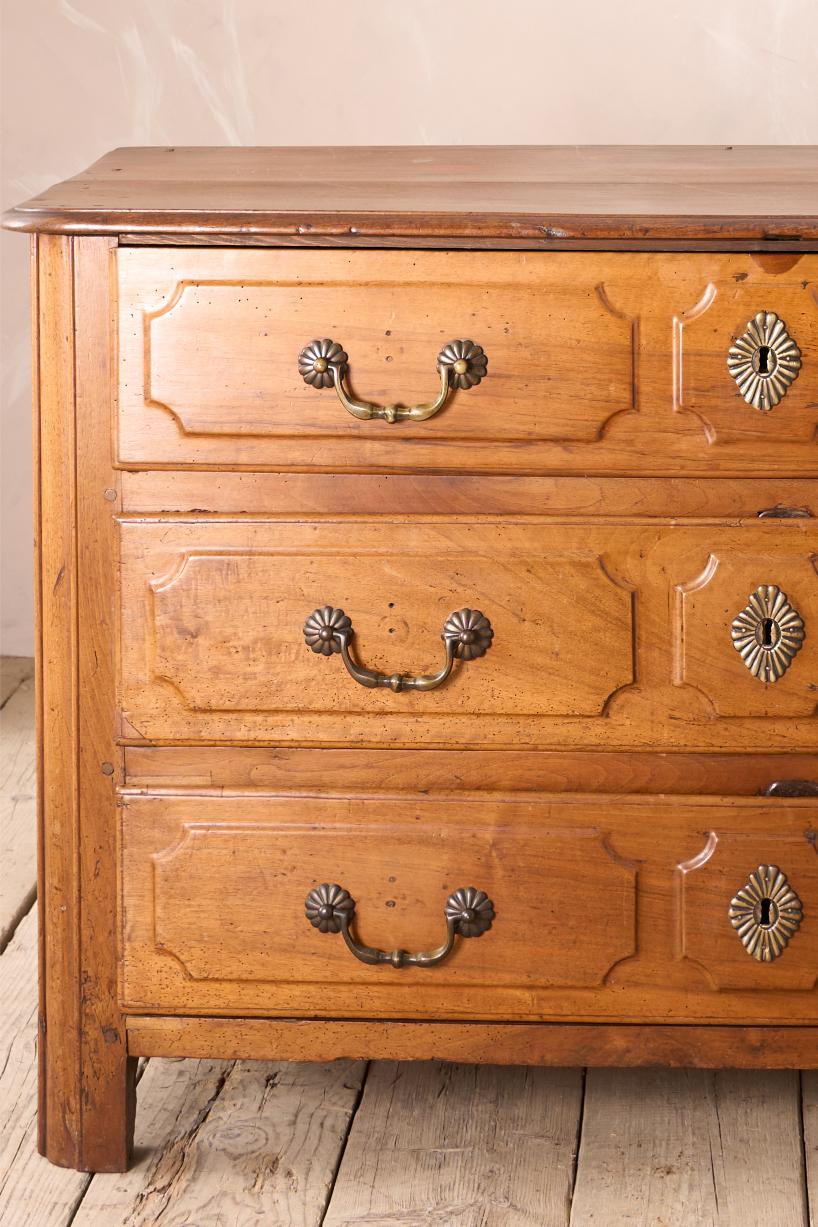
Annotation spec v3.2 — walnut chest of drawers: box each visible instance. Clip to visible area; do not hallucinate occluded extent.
[5,145,818,1172]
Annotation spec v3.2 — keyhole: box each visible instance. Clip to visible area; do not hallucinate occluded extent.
[752,344,777,377]
[755,616,780,651]
[754,895,779,929]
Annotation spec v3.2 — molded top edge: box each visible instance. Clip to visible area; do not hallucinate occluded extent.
[4,145,818,241]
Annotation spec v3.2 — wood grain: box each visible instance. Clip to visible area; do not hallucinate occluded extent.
[120,517,636,743]
[120,791,818,1024]
[123,744,818,796]
[118,247,635,468]
[680,831,818,991]
[0,910,91,1225]
[801,1070,818,1225]
[69,1059,231,1225]
[569,1069,808,1227]
[127,1017,818,1069]
[709,1070,809,1227]
[323,1062,583,1227]
[35,237,135,1171]
[74,1055,367,1227]
[117,247,818,475]
[118,518,818,750]
[120,470,818,519]
[121,792,636,1016]
[5,146,818,241]
[36,233,82,1168]
[73,237,137,1169]
[30,234,44,1165]
[118,233,818,253]
[72,1059,366,1226]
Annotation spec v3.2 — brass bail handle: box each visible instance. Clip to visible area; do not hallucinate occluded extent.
[303,606,494,693]
[298,338,488,423]
[305,884,496,968]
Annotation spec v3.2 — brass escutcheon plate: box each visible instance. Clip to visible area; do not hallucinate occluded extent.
[729,865,802,962]
[727,311,802,412]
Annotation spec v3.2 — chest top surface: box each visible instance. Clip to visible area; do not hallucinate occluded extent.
[3,144,818,243]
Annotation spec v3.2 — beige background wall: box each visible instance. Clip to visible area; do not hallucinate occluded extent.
[2,0,818,654]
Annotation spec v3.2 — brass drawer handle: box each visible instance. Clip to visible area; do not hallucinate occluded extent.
[304,606,493,693]
[305,883,495,968]
[298,337,487,423]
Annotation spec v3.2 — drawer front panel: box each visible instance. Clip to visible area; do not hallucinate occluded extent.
[678,550,815,717]
[117,249,818,474]
[119,518,818,749]
[120,792,818,1021]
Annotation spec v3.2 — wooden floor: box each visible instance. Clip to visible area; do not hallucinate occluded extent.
[2,655,818,1226]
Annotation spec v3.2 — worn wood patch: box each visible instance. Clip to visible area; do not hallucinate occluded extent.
[323,1061,584,1226]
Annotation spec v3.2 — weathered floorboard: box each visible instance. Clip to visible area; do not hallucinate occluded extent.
[0,658,33,707]
[323,1061,584,1227]
[74,1058,366,1226]
[709,1070,807,1227]
[0,908,90,1226]
[569,1068,807,1227]
[71,1058,232,1225]
[0,678,37,949]
[801,1071,818,1227]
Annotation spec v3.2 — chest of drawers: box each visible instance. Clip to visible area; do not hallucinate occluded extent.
[5,145,818,1172]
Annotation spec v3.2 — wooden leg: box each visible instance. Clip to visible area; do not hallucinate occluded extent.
[39,1024,137,1172]
[35,235,134,1170]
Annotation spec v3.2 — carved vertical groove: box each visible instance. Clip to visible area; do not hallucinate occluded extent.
[673,283,718,443]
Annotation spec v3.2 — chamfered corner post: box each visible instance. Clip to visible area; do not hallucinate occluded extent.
[34,233,136,1171]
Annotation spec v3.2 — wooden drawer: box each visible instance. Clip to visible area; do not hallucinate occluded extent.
[118,249,818,476]
[119,516,818,750]
[120,791,818,1022]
